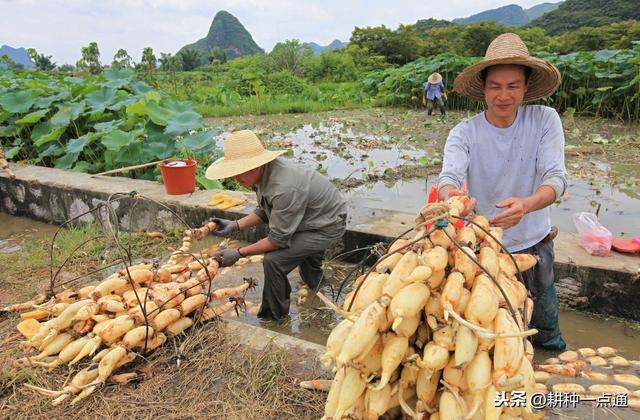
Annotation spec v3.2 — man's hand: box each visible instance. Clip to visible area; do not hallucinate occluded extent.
[209,217,239,237]
[422,96,426,106]
[491,197,529,229]
[443,92,448,101]
[213,248,241,267]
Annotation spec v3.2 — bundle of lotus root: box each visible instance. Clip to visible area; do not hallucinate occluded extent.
[319,196,542,419]
[5,221,257,405]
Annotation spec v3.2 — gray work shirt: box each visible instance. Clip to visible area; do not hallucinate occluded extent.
[438,105,567,252]
[253,157,347,248]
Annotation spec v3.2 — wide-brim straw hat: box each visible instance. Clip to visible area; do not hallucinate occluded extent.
[205,130,286,180]
[453,33,561,102]
[428,72,442,84]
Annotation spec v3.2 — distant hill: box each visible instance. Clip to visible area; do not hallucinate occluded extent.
[0,45,34,68]
[307,40,348,55]
[529,0,640,35]
[452,2,562,27]
[178,10,263,60]
[525,2,562,21]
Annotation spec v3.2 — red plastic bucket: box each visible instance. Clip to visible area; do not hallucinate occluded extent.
[159,159,197,195]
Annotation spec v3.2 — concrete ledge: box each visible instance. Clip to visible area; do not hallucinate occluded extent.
[2,164,639,320]
[224,318,328,377]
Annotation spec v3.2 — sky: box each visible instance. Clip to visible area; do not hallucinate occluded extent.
[1,0,548,65]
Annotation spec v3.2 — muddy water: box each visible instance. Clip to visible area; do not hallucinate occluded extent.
[0,213,59,253]
[216,123,431,180]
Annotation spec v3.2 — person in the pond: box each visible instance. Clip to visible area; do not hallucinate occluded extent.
[423,72,447,117]
[438,33,568,350]
[205,130,347,321]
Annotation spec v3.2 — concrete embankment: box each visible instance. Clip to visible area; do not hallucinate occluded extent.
[2,164,639,320]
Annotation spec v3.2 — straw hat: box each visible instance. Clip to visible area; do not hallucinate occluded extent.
[428,72,442,84]
[205,130,286,180]
[453,33,561,102]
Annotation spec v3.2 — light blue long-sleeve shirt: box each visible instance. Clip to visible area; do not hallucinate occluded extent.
[438,105,567,252]
[423,81,445,100]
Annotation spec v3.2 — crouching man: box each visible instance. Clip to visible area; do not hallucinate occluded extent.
[205,130,346,320]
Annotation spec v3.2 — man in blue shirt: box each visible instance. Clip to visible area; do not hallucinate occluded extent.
[438,33,567,350]
[423,72,447,117]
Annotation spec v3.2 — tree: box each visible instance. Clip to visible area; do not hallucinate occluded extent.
[0,54,25,71]
[269,39,312,76]
[111,48,134,69]
[459,22,506,56]
[76,42,101,74]
[140,47,157,70]
[58,64,75,72]
[350,25,423,65]
[27,48,56,70]
[209,47,227,64]
[159,53,183,72]
[179,49,202,71]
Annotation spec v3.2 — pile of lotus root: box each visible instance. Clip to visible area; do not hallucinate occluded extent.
[320,197,543,419]
[2,221,257,405]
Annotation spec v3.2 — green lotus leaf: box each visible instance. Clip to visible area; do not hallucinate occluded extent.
[114,142,142,165]
[85,87,118,112]
[144,91,162,102]
[71,161,91,172]
[54,152,80,169]
[32,122,67,147]
[146,101,173,126]
[34,90,71,108]
[108,95,137,111]
[50,102,85,126]
[38,143,64,158]
[163,99,194,113]
[66,136,90,154]
[126,99,147,115]
[93,119,122,132]
[101,129,134,151]
[15,108,49,124]
[164,110,203,136]
[143,140,176,161]
[130,81,153,95]
[104,68,135,82]
[197,175,223,190]
[180,129,217,152]
[0,124,22,137]
[5,145,22,159]
[0,110,11,124]
[0,90,36,113]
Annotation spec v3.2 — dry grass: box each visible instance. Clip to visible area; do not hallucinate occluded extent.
[0,319,326,419]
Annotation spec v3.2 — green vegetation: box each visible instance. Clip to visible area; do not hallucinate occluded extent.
[365,43,640,120]
[529,0,640,35]
[0,68,219,180]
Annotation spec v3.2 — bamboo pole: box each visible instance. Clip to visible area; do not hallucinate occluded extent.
[91,160,164,177]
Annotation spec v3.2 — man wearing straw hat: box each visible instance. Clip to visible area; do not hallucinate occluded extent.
[205,130,347,320]
[437,33,567,350]
[422,72,447,117]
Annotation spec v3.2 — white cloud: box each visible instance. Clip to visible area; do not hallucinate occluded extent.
[0,0,549,64]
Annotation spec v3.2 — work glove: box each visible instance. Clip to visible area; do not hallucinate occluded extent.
[213,248,242,267]
[209,217,239,237]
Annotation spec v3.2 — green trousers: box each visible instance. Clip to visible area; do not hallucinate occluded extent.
[258,226,344,320]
